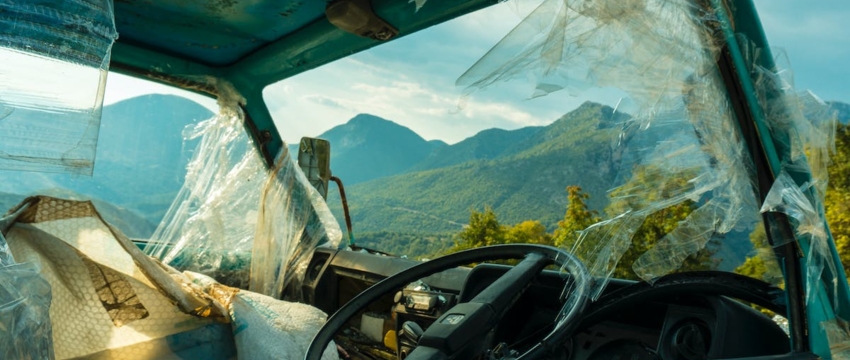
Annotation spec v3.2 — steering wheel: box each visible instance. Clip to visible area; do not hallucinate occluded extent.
[305,244,592,360]
[572,271,801,360]
[578,271,788,328]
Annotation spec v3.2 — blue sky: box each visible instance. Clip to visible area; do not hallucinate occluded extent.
[754,0,850,104]
[106,0,849,146]
[262,2,628,144]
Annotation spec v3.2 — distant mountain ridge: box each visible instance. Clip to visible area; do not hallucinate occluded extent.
[4,94,847,242]
[324,102,626,234]
[316,114,445,184]
[411,126,542,171]
[0,94,213,238]
[321,100,849,236]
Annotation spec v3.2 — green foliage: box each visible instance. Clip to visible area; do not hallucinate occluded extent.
[354,231,454,260]
[327,102,621,236]
[734,225,784,286]
[553,186,600,248]
[505,220,553,245]
[442,207,555,255]
[599,166,716,280]
[449,207,505,253]
[826,123,850,278]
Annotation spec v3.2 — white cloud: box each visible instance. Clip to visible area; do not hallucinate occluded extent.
[459,100,546,127]
[262,0,849,147]
[268,55,560,142]
[303,94,349,110]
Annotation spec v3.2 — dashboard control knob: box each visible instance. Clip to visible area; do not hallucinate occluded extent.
[401,321,424,344]
[670,322,711,360]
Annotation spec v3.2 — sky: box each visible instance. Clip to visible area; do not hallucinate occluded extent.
[104,0,850,146]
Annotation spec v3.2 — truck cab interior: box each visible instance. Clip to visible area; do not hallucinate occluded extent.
[1,0,848,359]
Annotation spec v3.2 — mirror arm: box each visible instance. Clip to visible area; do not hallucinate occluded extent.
[331,176,355,246]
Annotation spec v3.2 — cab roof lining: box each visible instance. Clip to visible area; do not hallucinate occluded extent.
[110,0,498,91]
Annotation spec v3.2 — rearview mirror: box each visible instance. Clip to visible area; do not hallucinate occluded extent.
[297,137,332,199]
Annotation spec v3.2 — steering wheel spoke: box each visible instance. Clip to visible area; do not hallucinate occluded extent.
[304,244,591,360]
[414,253,550,358]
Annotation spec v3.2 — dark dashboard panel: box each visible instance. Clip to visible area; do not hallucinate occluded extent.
[464,264,789,360]
[292,248,470,316]
[293,250,791,360]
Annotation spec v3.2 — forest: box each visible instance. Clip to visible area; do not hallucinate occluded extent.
[363,122,850,284]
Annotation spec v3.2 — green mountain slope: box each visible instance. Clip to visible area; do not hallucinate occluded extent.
[0,94,213,238]
[319,114,445,184]
[328,102,625,234]
[411,126,542,171]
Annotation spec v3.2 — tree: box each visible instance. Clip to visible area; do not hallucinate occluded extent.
[505,220,553,246]
[447,207,505,253]
[601,166,714,280]
[553,186,600,248]
[735,225,784,286]
[444,169,720,281]
[825,123,850,277]
[611,201,702,280]
[444,209,554,260]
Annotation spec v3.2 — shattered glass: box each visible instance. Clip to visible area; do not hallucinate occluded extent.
[760,170,841,321]
[458,0,762,303]
[0,228,53,359]
[1,194,339,359]
[0,0,118,174]
[457,0,848,355]
[739,36,849,356]
[823,319,850,359]
[144,81,342,297]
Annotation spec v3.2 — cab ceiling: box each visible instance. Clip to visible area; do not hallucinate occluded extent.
[114,0,327,66]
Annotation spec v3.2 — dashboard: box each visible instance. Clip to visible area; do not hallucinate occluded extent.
[290,248,790,360]
[461,264,789,360]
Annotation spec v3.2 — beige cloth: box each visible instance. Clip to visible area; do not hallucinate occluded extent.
[3,196,336,359]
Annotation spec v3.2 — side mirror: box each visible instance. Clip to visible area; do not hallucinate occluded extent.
[297,137,332,199]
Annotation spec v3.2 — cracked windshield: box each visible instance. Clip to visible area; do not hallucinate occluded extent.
[261,0,846,288]
[1,0,847,289]
[0,72,219,240]
[4,0,850,358]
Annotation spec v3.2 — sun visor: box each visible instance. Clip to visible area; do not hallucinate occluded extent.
[0,0,118,175]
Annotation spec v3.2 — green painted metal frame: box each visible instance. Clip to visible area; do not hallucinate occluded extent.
[109,0,850,356]
[111,0,498,163]
[714,0,850,357]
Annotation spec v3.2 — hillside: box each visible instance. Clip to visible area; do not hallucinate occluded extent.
[317,114,445,184]
[5,95,847,246]
[411,126,542,171]
[0,94,213,238]
[327,102,625,234]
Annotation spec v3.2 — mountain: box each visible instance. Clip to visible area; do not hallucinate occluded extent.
[411,126,542,171]
[327,102,626,234]
[829,101,850,123]
[0,94,213,238]
[318,114,445,184]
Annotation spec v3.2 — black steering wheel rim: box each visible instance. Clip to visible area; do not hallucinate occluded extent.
[577,271,788,331]
[304,244,592,360]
